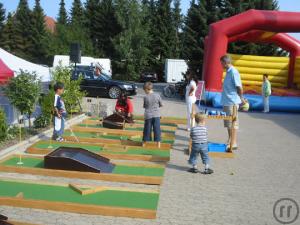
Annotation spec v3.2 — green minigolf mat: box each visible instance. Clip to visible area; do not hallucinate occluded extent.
[63,131,174,144]
[35,142,103,153]
[87,118,178,127]
[32,142,170,158]
[0,180,159,209]
[77,124,175,134]
[1,157,165,177]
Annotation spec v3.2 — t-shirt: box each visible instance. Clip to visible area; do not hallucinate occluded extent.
[190,125,208,144]
[143,92,162,120]
[221,66,242,106]
[262,80,272,97]
[185,80,197,100]
[115,98,133,114]
[54,94,66,117]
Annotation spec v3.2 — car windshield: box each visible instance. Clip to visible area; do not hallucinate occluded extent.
[101,73,111,80]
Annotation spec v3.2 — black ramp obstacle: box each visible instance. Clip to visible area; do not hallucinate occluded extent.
[44,147,115,173]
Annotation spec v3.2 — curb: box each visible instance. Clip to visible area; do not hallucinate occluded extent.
[0,114,87,158]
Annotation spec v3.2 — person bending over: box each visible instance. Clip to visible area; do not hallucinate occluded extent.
[115,92,134,120]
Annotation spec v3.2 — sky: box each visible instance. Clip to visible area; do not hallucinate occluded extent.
[1,0,300,40]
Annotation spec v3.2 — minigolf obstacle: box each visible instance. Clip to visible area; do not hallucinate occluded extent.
[44,147,115,173]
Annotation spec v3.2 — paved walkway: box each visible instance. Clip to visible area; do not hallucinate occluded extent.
[1,86,300,225]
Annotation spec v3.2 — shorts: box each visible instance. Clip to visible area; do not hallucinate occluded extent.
[223,105,239,129]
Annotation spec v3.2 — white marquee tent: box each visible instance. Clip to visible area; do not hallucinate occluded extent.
[0,48,51,82]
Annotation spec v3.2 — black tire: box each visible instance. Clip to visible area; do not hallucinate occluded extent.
[108,86,122,99]
[163,85,176,98]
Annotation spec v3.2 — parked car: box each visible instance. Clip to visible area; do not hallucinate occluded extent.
[72,67,137,99]
[140,72,158,82]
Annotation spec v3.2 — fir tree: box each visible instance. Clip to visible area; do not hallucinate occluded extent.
[85,0,100,54]
[1,13,15,52]
[172,0,182,58]
[57,0,68,25]
[13,0,34,60]
[0,3,5,44]
[93,0,121,57]
[150,0,176,78]
[70,0,84,25]
[182,0,208,77]
[31,0,48,64]
[113,0,151,80]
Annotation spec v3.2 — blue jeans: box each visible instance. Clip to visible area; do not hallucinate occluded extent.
[53,117,65,138]
[188,143,209,166]
[143,117,161,142]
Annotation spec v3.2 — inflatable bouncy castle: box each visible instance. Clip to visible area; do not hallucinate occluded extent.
[203,10,300,112]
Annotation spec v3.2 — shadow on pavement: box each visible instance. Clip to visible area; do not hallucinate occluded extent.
[166,163,189,172]
[246,111,300,138]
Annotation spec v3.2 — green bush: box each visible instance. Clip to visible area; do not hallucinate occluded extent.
[0,108,8,142]
[35,91,55,128]
[4,70,41,128]
[51,65,85,113]
[6,126,20,140]
[34,114,51,128]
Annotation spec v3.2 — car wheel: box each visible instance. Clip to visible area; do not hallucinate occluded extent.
[108,86,121,99]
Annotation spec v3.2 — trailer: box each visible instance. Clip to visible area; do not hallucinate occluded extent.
[164,59,188,83]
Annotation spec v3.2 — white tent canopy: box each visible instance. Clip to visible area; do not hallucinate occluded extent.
[0,48,51,82]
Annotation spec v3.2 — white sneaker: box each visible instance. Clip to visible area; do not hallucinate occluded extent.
[56,137,64,142]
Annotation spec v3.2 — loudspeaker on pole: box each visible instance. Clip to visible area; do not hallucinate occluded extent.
[70,43,81,63]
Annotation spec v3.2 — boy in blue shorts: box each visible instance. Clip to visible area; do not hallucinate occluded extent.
[52,82,67,142]
[188,112,213,174]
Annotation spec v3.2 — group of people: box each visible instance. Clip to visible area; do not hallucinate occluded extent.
[51,54,272,175]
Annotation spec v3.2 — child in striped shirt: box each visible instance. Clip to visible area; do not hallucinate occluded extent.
[188,112,213,174]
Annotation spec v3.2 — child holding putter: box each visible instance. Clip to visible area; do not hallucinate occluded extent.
[142,82,163,148]
[52,82,67,142]
[188,112,214,174]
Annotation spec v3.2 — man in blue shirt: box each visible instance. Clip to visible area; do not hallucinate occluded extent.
[220,55,245,150]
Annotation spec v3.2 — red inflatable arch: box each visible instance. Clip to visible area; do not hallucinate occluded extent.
[203,10,300,92]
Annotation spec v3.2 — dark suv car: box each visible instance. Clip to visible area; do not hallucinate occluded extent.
[140,72,158,82]
[72,66,137,99]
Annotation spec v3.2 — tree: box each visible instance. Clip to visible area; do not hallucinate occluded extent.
[172,0,182,59]
[4,71,41,128]
[70,0,84,26]
[51,65,86,112]
[148,0,176,78]
[113,0,151,80]
[92,0,121,58]
[85,0,100,53]
[182,0,208,77]
[31,0,48,64]
[0,3,5,44]
[12,0,34,60]
[1,13,15,52]
[0,108,8,142]
[57,0,68,25]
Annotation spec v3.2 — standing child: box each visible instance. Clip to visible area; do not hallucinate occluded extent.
[188,112,213,174]
[143,82,163,148]
[53,82,67,142]
[262,74,271,113]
